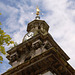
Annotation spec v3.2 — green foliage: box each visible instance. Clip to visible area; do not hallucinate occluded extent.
[9,42,18,50]
[0,13,14,63]
[0,13,2,25]
[14,42,18,46]
[0,20,1,25]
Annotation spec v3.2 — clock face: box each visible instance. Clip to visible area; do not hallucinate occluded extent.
[23,32,34,41]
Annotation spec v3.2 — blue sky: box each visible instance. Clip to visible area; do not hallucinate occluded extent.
[0,0,75,74]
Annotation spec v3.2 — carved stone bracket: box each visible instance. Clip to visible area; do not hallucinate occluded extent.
[42,40,52,50]
[10,52,18,62]
[32,39,42,50]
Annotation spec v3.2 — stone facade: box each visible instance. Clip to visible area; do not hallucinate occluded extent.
[2,20,75,75]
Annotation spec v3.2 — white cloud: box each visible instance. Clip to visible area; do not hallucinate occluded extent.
[42,0,75,69]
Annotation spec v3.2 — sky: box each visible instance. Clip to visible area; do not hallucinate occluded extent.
[0,0,75,74]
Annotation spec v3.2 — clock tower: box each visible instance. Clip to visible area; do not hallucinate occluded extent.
[2,8,75,75]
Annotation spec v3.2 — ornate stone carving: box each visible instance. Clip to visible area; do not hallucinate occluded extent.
[43,40,52,50]
[27,20,49,32]
[32,39,42,50]
[10,52,18,62]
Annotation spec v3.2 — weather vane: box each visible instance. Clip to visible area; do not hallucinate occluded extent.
[31,6,42,20]
[36,6,40,15]
[35,6,40,20]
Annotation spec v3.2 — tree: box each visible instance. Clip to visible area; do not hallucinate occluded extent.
[0,13,2,25]
[9,42,18,50]
[0,13,14,63]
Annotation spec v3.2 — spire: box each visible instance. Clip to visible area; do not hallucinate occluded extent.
[35,6,40,20]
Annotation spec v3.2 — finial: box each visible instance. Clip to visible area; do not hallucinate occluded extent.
[36,6,40,15]
[35,6,40,20]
